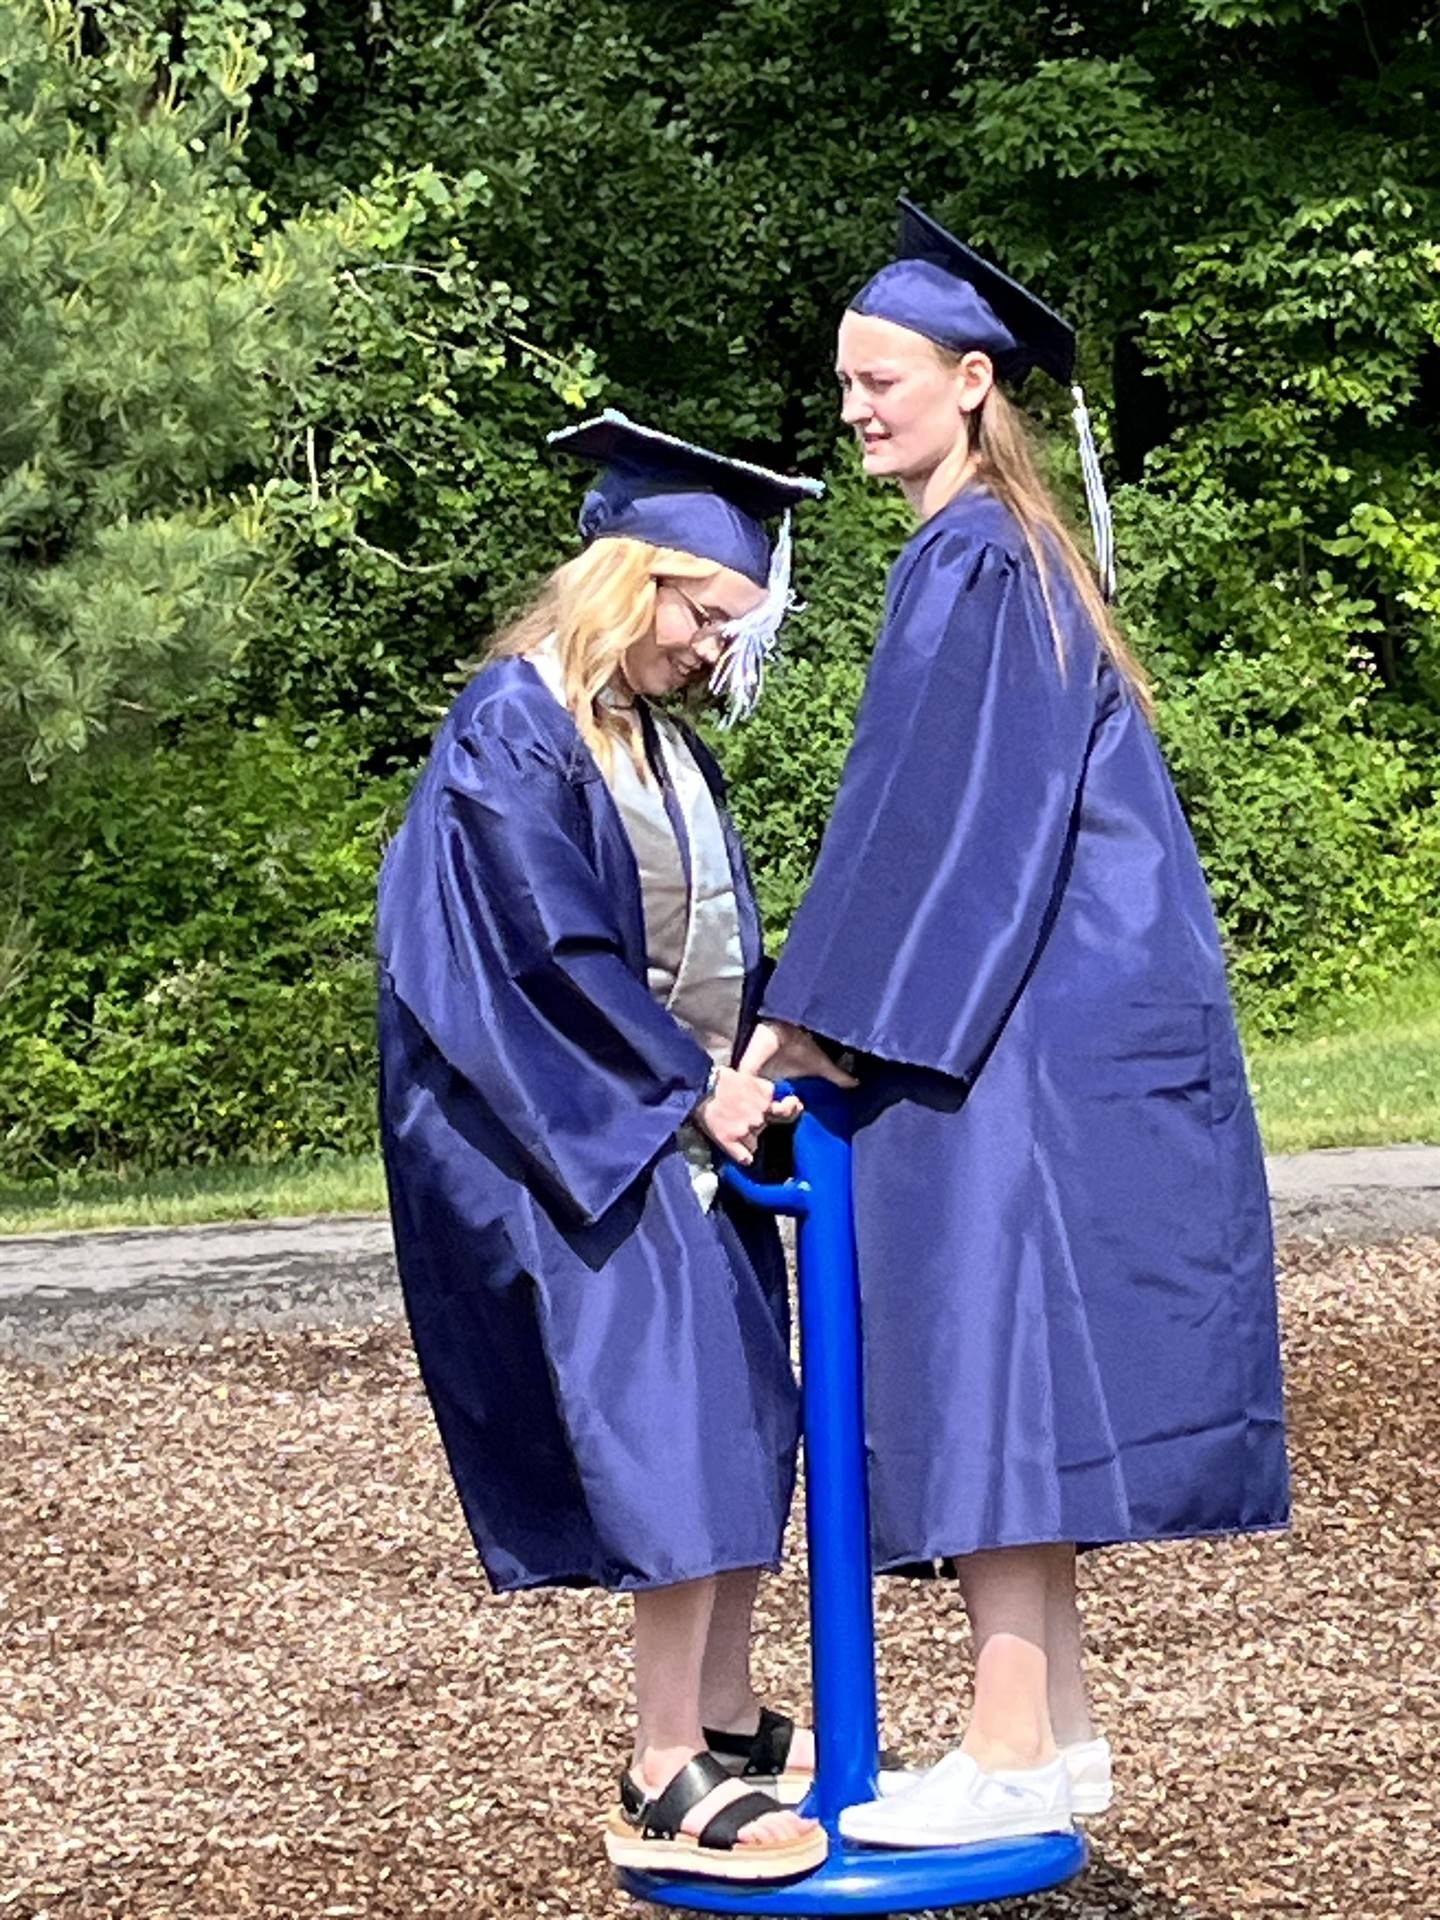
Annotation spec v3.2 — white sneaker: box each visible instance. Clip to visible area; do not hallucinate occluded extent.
[879,1737,1112,1817]
[840,1750,1073,1849]
[1062,1737,1112,1815]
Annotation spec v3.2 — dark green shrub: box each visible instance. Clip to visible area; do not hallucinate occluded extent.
[0,725,405,1176]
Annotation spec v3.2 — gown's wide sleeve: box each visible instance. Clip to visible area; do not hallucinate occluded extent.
[764,529,1099,1083]
[380,724,713,1226]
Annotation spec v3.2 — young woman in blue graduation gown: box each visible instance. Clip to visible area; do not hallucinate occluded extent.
[377,415,843,1882]
[745,204,1290,1848]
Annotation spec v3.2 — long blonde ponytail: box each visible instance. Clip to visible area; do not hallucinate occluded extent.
[961,377,1153,717]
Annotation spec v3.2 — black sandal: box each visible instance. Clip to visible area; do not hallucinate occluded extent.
[706,1707,905,1806]
[704,1707,813,1805]
[604,1752,827,1882]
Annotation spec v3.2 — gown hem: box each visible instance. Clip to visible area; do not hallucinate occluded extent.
[874,1514,1291,1575]
[480,1549,787,1598]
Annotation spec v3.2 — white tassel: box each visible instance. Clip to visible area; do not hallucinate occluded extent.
[709,513,797,725]
[1071,385,1116,603]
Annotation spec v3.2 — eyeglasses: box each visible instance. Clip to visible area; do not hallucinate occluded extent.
[663,581,738,643]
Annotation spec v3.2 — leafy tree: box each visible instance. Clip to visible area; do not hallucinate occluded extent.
[222,162,602,770]
[0,0,337,780]
[0,0,602,1175]
[0,721,402,1175]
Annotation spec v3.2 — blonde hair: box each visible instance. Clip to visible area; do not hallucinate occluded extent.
[941,362,1153,716]
[489,537,722,774]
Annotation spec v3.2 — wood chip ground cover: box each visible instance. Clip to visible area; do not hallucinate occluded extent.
[2,1240,1436,1919]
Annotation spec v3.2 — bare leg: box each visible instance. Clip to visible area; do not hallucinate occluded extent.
[953,1544,1059,1772]
[1043,1545,1094,1746]
[695,1566,760,1728]
[698,1567,815,1773]
[632,1574,718,1768]
[631,1576,815,1846]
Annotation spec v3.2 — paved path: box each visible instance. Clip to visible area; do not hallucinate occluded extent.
[1262,1143,1440,1241]
[0,1214,398,1356]
[2,1145,1437,1357]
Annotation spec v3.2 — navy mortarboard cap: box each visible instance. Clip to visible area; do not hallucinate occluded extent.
[547,409,822,589]
[547,410,825,720]
[850,197,1076,385]
[849,198,1114,598]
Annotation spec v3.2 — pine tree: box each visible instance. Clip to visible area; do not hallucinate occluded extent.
[0,0,336,780]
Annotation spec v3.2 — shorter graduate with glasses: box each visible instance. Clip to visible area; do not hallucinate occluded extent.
[377,413,848,1882]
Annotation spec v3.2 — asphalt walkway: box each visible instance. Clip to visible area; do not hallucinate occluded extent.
[2,1144,1437,1357]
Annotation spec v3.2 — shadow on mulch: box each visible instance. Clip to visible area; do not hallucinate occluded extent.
[2,1237,1437,1919]
[974,1854,1232,1918]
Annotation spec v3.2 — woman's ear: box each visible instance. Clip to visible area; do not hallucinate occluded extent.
[956,350,996,416]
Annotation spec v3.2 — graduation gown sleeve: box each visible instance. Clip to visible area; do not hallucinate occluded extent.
[764,526,1099,1082]
[379,718,714,1227]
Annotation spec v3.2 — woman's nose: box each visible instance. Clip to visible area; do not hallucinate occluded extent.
[841,388,870,426]
[694,629,725,667]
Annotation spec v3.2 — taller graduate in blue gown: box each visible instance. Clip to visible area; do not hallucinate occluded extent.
[378,414,840,1884]
[746,202,1290,1850]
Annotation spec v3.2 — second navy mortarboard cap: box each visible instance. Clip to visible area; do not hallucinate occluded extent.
[850,196,1076,386]
[848,197,1115,600]
[547,409,823,588]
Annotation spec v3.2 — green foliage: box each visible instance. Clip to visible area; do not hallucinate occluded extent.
[1124,487,1440,1024]
[0,2,597,781]
[0,0,606,1176]
[91,0,318,115]
[0,722,403,1176]
[709,464,909,929]
[0,0,339,778]
[224,163,601,767]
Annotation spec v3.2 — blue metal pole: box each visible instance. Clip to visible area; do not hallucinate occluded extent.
[785,1079,879,1826]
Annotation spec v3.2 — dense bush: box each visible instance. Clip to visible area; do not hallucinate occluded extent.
[0,724,403,1176]
[1120,490,1440,1025]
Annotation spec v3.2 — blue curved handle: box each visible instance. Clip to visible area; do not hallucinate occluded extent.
[715,1077,815,1217]
[718,1161,812,1216]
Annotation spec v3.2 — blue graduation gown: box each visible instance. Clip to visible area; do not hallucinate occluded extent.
[765,490,1289,1568]
[378,658,797,1592]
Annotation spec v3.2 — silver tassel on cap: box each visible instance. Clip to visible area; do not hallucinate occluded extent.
[709,512,797,726]
[1071,385,1116,603]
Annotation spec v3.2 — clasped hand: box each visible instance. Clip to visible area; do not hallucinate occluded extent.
[692,1066,800,1168]
[694,1022,858,1167]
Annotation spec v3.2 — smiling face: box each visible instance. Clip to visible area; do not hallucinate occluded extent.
[835,310,995,508]
[620,563,766,699]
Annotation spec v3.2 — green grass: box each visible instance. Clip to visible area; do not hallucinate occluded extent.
[0,1154,386,1238]
[2,963,1436,1234]
[1247,960,1440,1155]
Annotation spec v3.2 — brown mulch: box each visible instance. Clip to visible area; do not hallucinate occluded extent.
[2,1240,1437,1920]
